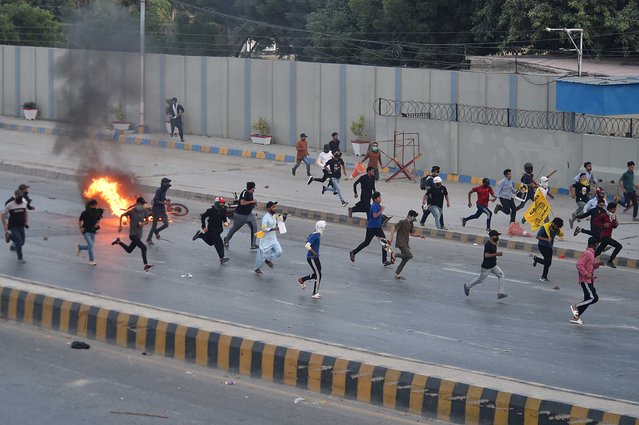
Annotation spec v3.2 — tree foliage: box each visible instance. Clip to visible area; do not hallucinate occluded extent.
[0,1,62,47]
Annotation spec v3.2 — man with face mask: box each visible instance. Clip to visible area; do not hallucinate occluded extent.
[2,190,29,263]
[462,178,497,232]
[361,142,381,181]
[569,173,591,229]
[254,201,283,274]
[424,176,449,230]
[147,177,172,245]
[113,197,154,272]
[193,197,230,265]
[308,144,334,188]
[297,220,327,298]
[464,230,507,299]
[420,166,444,227]
[388,210,424,280]
[5,184,35,211]
[322,150,348,207]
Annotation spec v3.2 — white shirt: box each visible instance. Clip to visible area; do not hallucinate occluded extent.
[316,152,333,169]
[573,170,595,184]
[582,197,607,214]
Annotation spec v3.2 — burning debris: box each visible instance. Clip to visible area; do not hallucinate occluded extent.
[83,177,136,216]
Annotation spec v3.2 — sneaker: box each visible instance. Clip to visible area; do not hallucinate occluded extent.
[223,238,229,248]
[311,293,322,299]
[497,293,508,299]
[155,232,161,240]
[296,277,306,289]
[76,243,81,256]
[111,238,121,246]
[463,284,470,296]
[220,257,230,264]
[383,260,393,267]
[321,186,326,195]
[192,230,202,241]
[461,218,466,227]
[291,167,296,176]
[573,226,581,237]
[144,264,154,272]
[147,240,155,246]
[5,231,10,243]
[570,305,579,318]
[494,205,501,214]
[255,268,263,274]
[633,217,639,222]
[250,244,259,250]
[521,216,526,224]
[532,257,538,267]
[570,318,583,325]
[349,251,355,262]
[568,217,575,229]
[17,258,26,264]
[606,260,617,268]
[348,207,352,217]
[265,259,274,268]
[88,261,97,266]
[341,201,348,207]
[419,221,425,226]
[395,274,406,280]
[9,245,16,251]
[441,226,448,231]
[539,277,550,282]
[307,176,314,185]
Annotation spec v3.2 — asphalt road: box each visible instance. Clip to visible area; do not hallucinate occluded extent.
[0,320,425,425]
[1,172,638,403]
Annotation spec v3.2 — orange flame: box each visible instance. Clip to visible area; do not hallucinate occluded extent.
[83,177,135,216]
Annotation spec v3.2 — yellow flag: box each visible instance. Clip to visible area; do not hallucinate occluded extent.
[523,189,552,231]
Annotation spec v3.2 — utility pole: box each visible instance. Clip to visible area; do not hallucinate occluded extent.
[139,0,146,132]
[546,27,583,77]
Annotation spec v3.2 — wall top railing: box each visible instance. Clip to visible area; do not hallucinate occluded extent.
[374,98,637,139]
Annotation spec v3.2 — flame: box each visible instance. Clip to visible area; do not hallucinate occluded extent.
[83,177,135,215]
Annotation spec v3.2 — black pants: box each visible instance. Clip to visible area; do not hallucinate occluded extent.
[170,116,184,140]
[575,282,598,316]
[117,235,148,265]
[301,257,322,295]
[312,170,333,187]
[420,207,444,227]
[352,227,387,263]
[623,190,638,218]
[497,197,517,223]
[463,205,492,229]
[147,210,169,241]
[196,230,225,258]
[351,197,371,218]
[595,236,622,261]
[534,244,553,279]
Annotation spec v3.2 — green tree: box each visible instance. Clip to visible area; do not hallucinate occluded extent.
[0,1,62,47]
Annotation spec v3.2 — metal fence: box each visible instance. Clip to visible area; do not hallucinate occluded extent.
[374,98,636,138]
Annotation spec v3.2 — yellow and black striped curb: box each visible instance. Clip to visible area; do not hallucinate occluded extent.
[1,284,637,425]
[1,161,637,270]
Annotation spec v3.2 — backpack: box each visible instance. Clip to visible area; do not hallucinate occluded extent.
[420,175,432,190]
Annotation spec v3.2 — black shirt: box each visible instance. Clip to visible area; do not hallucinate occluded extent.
[326,157,344,179]
[572,182,591,204]
[328,139,340,154]
[234,190,255,215]
[426,185,448,208]
[200,206,228,234]
[79,208,104,233]
[481,241,497,269]
[353,174,376,200]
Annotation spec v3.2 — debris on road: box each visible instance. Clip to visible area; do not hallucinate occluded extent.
[294,397,305,404]
[224,380,235,385]
[70,341,90,349]
[110,411,169,419]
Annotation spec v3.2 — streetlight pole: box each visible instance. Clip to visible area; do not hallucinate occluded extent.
[546,27,583,77]
[139,0,146,132]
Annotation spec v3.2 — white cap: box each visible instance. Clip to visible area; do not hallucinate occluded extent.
[315,220,327,234]
[433,176,443,184]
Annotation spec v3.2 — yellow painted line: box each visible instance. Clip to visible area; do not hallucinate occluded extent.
[150,139,159,146]
[183,143,193,151]
[239,339,254,376]
[59,300,73,333]
[201,145,210,153]
[116,312,129,347]
[602,412,621,425]
[275,153,285,161]
[524,397,541,425]
[195,329,209,366]
[307,353,324,392]
[154,320,168,356]
[569,406,589,425]
[283,348,300,386]
[134,138,142,145]
[41,296,55,328]
[445,231,453,240]
[217,334,232,371]
[96,308,109,342]
[7,288,19,320]
[174,325,188,360]
[382,368,402,409]
[626,258,637,268]
[356,363,374,403]
[466,385,484,425]
[23,292,37,324]
[460,233,469,243]
[77,304,91,337]
[261,343,277,381]
[494,392,512,425]
[436,379,455,422]
[256,152,265,159]
[135,316,148,351]
[409,374,427,415]
[219,147,228,155]
[332,358,350,397]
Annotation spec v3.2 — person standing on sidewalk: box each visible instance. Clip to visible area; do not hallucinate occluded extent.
[533,217,564,283]
[350,166,376,218]
[193,197,230,265]
[361,142,381,181]
[254,201,283,274]
[2,190,29,264]
[420,166,443,227]
[328,132,340,154]
[592,202,622,268]
[169,97,185,143]
[322,150,348,207]
[463,230,508,299]
[462,178,497,232]
[147,177,172,245]
[291,133,311,177]
[308,144,333,186]
[224,182,259,250]
[619,161,638,221]
[76,199,104,266]
[569,173,591,229]
[297,220,327,299]
[113,197,154,272]
[350,192,391,266]
[570,237,603,325]
[494,169,518,224]
[424,177,449,230]
[388,210,424,280]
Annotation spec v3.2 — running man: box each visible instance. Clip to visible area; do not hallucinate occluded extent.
[254,201,283,274]
[570,237,604,325]
[462,178,497,232]
[388,209,424,280]
[569,173,591,229]
[5,184,34,252]
[77,199,104,266]
[419,166,444,227]
[147,177,172,245]
[322,150,348,207]
[619,160,638,221]
[573,161,596,186]
[297,220,327,299]
[2,189,29,263]
[463,230,508,299]
[592,202,622,268]
[494,169,518,223]
[112,197,154,272]
[516,162,537,211]
[291,133,311,177]
[533,217,564,283]
[424,176,449,230]
[224,181,258,250]
[193,197,230,265]
[350,192,391,266]
[574,196,606,239]
[308,144,333,186]
[350,166,376,218]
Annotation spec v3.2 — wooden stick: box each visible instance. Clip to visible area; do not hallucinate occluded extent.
[110,411,169,419]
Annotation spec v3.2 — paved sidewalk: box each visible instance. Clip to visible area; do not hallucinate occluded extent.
[1,116,638,267]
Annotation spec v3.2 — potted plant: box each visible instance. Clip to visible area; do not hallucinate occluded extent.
[350,114,369,156]
[22,101,38,120]
[111,104,131,131]
[165,98,173,134]
[250,116,272,145]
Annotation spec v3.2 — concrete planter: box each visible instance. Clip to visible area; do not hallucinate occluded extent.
[23,109,38,120]
[251,135,272,145]
[112,122,131,131]
[351,140,370,156]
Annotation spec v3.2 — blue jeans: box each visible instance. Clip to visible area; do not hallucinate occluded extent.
[292,157,311,175]
[79,232,96,261]
[429,205,443,229]
[9,226,25,260]
[326,178,345,203]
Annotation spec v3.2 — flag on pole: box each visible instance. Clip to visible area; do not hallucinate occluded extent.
[350,162,366,179]
[523,188,552,231]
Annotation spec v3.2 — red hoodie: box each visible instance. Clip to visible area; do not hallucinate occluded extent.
[576,247,600,283]
[592,211,618,239]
